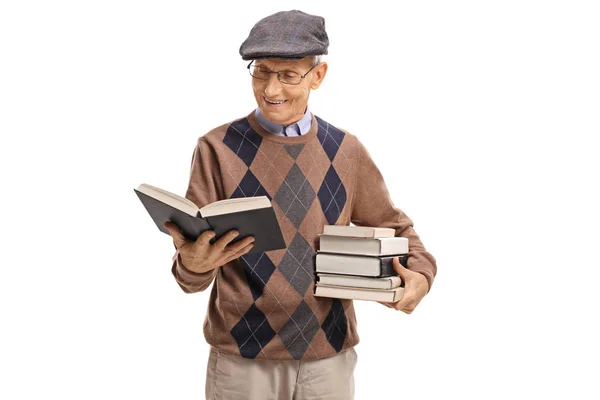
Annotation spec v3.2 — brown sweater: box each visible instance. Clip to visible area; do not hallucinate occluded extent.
[171,109,437,361]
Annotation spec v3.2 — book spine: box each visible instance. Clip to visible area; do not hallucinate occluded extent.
[315,252,408,277]
[379,254,408,276]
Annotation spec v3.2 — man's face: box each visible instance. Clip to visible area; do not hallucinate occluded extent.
[251,57,327,125]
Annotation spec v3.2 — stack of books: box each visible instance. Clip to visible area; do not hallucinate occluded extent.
[313,225,409,302]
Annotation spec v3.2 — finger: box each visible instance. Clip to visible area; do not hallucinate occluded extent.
[223,242,255,264]
[163,221,186,247]
[377,301,394,309]
[226,236,255,254]
[217,245,246,265]
[213,230,240,249]
[233,241,255,257]
[197,230,217,246]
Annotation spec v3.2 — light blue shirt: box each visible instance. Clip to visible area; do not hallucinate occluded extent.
[254,106,312,136]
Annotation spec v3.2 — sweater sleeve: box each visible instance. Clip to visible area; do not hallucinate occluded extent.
[350,138,437,291]
[171,137,225,294]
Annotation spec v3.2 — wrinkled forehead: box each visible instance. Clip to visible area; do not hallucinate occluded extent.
[254,57,310,70]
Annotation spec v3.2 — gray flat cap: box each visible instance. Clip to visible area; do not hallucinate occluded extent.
[239,10,329,60]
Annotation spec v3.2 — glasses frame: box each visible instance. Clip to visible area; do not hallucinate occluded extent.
[247,60,320,85]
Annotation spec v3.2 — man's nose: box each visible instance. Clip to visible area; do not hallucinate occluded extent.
[264,73,283,96]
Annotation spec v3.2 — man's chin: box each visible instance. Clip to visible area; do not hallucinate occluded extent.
[261,108,287,122]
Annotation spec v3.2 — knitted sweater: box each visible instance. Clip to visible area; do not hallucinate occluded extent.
[171,109,437,361]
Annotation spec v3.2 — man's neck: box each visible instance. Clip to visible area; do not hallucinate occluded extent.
[255,106,312,136]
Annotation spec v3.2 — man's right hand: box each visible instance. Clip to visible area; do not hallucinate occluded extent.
[163,221,255,274]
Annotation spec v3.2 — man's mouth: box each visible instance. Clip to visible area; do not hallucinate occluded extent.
[264,96,287,105]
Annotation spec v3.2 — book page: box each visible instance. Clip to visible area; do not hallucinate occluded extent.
[200,196,271,217]
[137,184,199,216]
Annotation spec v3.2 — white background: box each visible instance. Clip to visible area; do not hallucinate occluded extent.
[1,1,599,399]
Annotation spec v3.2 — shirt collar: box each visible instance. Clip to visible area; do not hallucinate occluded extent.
[254,105,312,136]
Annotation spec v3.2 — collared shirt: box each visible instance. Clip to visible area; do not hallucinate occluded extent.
[254,106,312,136]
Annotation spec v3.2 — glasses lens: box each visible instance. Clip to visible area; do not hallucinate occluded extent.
[279,71,301,85]
[249,64,302,84]
[250,65,270,80]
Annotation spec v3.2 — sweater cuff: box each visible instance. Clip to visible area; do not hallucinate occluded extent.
[171,251,218,293]
[175,252,207,278]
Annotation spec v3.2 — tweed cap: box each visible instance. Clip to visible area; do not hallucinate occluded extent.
[239,10,329,60]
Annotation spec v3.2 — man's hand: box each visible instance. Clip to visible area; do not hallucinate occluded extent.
[163,221,255,274]
[378,257,429,314]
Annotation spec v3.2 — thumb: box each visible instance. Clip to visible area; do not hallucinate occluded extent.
[392,256,408,278]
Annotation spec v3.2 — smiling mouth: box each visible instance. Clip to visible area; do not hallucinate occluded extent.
[264,96,287,105]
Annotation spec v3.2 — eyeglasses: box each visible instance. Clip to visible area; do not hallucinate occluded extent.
[247,61,319,85]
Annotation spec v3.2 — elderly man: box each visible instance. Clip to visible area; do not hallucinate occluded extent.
[163,9,437,400]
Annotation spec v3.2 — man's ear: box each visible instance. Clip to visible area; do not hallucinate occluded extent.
[310,62,328,90]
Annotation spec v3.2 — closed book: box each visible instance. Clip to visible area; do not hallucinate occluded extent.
[134,183,286,253]
[318,235,409,256]
[314,284,404,302]
[315,252,408,277]
[316,273,402,290]
[322,225,395,238]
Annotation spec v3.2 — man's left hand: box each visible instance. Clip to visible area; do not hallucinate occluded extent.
[378,257,429,314]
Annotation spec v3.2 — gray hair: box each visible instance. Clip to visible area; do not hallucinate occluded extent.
[311,55,323,66]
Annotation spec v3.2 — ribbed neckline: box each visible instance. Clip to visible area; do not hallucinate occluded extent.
[246,109,318,144]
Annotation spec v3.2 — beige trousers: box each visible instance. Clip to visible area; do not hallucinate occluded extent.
[205,346,357,400]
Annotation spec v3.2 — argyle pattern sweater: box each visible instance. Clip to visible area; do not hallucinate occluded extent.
[171,109,437,361]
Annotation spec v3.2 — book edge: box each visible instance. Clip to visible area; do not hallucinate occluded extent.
[135,185,199,217]
[315,285,404,301]
[199,195,271,217]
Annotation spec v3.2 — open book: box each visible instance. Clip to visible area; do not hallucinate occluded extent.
[134,183,286,253]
